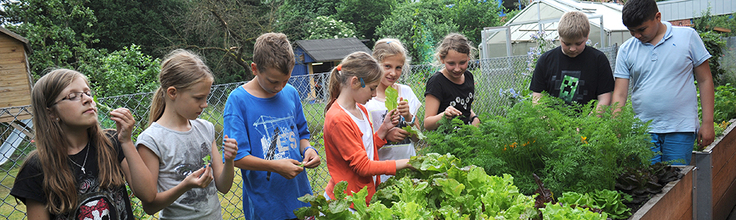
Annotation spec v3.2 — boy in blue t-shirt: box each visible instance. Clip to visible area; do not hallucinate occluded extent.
[611,0,715,165]
[223,32,321,219]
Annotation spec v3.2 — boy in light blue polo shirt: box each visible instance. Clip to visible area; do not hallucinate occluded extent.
[611,0,715,165]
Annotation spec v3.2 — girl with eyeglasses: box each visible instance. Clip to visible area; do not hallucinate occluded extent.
[11,68,155,219]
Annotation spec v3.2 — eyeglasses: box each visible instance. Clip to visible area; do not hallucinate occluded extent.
[50,90,95,106]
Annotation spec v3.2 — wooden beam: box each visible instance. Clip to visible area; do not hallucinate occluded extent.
[713,27,732,33]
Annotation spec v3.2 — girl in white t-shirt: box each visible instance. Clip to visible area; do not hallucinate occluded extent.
[364,38,422,183]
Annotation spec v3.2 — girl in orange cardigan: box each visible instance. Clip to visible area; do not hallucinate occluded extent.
[323,51,413,204]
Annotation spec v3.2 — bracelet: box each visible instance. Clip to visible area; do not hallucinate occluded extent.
[407,115,416,126]
[470,115,479,123]
[302,146,317,156]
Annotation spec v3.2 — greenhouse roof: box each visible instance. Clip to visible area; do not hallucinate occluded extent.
[501,0,627,43]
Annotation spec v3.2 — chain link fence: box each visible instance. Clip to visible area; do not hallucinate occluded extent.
[0,45,618,219]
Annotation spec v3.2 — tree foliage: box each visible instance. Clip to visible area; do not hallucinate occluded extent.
[336,0,397,42]
[445,0,504,46]
[1,0,100,78]
[83,0,184,58]
[305,16,357,40]
[375,0,457,64]
[374,0,505,64]
[276,0,341,40]
[77,45,160,97]
[1,0,160,97]
[165,0,284,83]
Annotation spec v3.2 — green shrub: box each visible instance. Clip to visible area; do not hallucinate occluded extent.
[423,96,654,195]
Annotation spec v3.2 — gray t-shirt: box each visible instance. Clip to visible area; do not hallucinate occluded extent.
[136,119,222,219]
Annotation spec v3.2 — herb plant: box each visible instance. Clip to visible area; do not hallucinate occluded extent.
[202,155,211,165]
[423,96,654,196]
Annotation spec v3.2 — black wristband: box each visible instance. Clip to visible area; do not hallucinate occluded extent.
[470,115,479,123]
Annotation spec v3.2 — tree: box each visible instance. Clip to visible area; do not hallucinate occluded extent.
[1,0,159,96]
[445,0,504,46]
[165,0,284,83]
[305,16,357,40]
[1,0,101,78]
[77,45,160,97]
[375,0,457,64]
[276,0,342,40]
[82,0,184,58]
[336,0,397,42]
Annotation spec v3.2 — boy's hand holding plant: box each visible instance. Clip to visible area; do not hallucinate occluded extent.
[221,135,238,162]
[301,146,321,168]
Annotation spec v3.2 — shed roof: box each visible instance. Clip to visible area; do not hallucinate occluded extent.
[0,26,32,53]
[294,38,371,63]
[658,0,736,22]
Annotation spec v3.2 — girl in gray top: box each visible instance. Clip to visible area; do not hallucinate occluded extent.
[136,49,238,219]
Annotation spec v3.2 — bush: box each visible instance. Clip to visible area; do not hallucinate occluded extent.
[423,96,654,196]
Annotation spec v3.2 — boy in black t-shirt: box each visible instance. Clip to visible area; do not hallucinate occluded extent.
[530,11,614,108]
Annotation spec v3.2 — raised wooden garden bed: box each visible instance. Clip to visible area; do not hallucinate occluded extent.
[693,119,736,220]
[630,166,694,220]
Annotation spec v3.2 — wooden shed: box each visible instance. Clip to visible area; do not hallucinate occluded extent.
[292,38,371,101]
[0,27,34,123]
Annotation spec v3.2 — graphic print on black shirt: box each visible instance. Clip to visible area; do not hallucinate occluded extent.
[424,71,476,125]
[556,70,583,103]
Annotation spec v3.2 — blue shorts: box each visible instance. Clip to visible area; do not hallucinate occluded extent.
[650,132,696,165]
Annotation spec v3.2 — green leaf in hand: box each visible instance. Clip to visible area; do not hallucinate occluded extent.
[402,126,426,140]
[385,86,398,111]
[202,155,211,165]
[94,96,112,112]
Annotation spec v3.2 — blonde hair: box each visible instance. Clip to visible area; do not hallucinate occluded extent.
[253,32,295,75]
[558,11,590,40]
[24,68,124,214]
[435,33,476,63]
[324,52,383,113]
[149,49,214,125]
[372,38,410,67]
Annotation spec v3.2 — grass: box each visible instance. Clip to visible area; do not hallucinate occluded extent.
[0,167,25,219]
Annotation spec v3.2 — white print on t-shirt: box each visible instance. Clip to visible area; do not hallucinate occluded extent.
[449,92,474,111]
[253,115,299,161]
[173,142,217,205]
[79,198,110,220]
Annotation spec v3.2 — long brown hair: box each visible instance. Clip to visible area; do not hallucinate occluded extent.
[324,51,383,113]
[149,49,214,125]
[25,68,124,214]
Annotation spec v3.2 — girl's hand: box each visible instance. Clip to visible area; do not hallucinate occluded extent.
[222,135,238,161]
[442,106,462,119]
[395,158,413,171]
[386,127,409,142]
[381,109,401,129]
[110,108,135,143]
[184,166,213,189]
[397,97,411,120]
[275,159,304,179]
[301,148,321,168]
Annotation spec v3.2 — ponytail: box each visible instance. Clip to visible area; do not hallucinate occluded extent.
[148,87,166,126]
[324,65,343,114]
